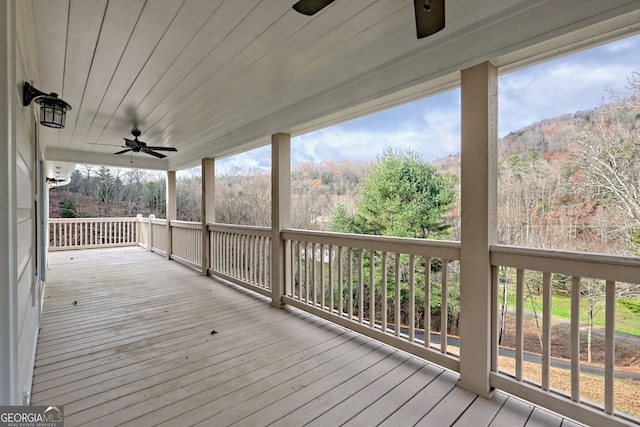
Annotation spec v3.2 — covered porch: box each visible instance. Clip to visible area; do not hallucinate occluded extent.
[42,213,640,426]
[2,1,640,426]
[34,247,578,427]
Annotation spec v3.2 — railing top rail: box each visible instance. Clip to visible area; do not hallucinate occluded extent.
[169,220,201,229]
[150,218,167,225]
[49,217,138,223]
[282,228,461,259]
[208,223,271,237]
[491,244,640,283]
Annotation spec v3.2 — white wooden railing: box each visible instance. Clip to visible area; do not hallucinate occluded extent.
[136,214,150,249]
[149,218,167,256]
[208,223,272,297]
[49,217,138,250]
[134,215,202,270]
[47,216,640,426]
[281,229,462,373]
[132,215,169,255]
[490,245,640,426]
[170,221,202,270]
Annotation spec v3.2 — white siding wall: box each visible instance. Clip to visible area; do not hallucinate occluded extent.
[14,0,44,405]
[0,0,17,406]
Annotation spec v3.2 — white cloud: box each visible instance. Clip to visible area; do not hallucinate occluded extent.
[291,90,461,164]
[498,34,640,136]
[216,145,271,174]
[221,34,640,168]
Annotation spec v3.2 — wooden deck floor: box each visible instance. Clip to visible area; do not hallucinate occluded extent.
[32,247,582,427]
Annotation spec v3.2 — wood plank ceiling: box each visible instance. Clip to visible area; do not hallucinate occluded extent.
[27,0,640,175]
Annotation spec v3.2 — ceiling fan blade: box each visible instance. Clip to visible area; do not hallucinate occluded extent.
[114,148,133,155]
[414,0,445,39]
[123,137,139,148]
[145,146,178,152]
[292,0,335,16]
[143,149,167,159]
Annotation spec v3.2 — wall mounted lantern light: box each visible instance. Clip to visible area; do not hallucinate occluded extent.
[23,82,72,129]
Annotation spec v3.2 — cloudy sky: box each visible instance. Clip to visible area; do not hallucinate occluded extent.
[217,33,640,173]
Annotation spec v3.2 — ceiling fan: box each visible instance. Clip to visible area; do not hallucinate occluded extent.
[113,129,177,159]
[292,0,445,39]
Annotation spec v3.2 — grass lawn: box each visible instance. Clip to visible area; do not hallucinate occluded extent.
[503,287,640,337]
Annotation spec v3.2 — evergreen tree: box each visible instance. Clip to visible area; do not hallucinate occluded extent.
[60,199,78,218]
[332,148,456,239]
[94,166,116,203]
[330,148,459,334]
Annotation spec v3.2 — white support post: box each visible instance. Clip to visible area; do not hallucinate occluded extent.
[201,158,215,276]
[0,0,17,405]
[270,133,291,308]
[136,214,142,247]
[148,214,155,252]
[166,170,176,260]
[458,61,498,398]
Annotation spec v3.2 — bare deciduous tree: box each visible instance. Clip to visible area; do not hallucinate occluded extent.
[567,72,640,251]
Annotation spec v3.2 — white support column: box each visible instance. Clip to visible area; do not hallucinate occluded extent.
[201,158,215,276]
[270,133,291,308]
[136,214,142,247]
[0,0,17,405]
[458,61,498,398]
[148,214,155,252]
[165,170,176,260]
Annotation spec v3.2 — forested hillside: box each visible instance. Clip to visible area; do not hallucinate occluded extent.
[49,160,368,229]
[50,75,640,255]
